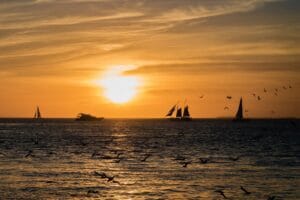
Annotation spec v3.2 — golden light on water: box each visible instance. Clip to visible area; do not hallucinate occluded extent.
[99,66,141,104]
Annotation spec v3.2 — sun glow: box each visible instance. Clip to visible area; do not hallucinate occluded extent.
[100,66,140,104]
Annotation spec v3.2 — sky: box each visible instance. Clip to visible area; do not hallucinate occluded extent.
[0,0,299,118]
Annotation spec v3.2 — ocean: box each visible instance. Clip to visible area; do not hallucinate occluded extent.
[0,119,299,200]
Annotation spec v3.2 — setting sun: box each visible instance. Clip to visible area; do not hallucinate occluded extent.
[100,67,140,104]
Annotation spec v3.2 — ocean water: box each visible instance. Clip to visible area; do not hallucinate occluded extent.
[0,119,299,200]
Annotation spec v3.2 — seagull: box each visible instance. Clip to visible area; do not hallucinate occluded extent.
[87,190,99,194]
[257,96,261,101]
[224,106,229,110]
[215,189,228,199]
[240,186,251,195]
[114,157,123,163]
[91,151,100,158]
[226,96,232,100]
[229,156,240,161]
[25,150,33,158]
[116,152,123,159]
[264,88,267,93]
[181,161,191,168]
[94,171,108,178]
[141,154,151,162]
[199,95,204,99]
[199,158,209,164]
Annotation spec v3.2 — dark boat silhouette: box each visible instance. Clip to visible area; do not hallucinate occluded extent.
[75,113,104,121]
[166,103,192,121]
[233,97,245,122]
[33,106,42,119]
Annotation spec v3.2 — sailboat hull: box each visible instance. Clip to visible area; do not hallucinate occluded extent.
[169,117,192,121]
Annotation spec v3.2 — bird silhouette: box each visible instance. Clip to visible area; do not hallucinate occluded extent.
[215,189,228,199]
[199,158,209,164]
[25,150,33,158]
[289,85,292,89]
[199,95,204,99]
[283,86,287,90]
[181,161,191,168]
[229,156,240,161]
[257,96,261,100]
[252,93,256,97]
[141,154,151,162]
[224,106,229,110]
[226,96,232,99]
[240,186,251,195]
[264,88,267,93]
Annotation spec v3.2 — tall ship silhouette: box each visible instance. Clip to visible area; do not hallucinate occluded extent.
[33,106,42,119]
[166,103,192,121]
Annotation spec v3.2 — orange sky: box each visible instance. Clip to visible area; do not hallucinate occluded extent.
[0,0,299,118]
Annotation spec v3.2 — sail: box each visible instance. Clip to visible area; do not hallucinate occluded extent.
[34,106,42,119]
[166,105,176,117]
[235,98,243,120]
[176,108,182,118]
[183,106,190,117]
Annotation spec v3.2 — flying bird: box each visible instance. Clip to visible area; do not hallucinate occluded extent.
[264,88,267,93]
[199,158,209,164]
[199,95,204,99]
[240,186,251,195]
[226,96,232,99]
[215,190,228,199]
[229,156,240,162]
[141,154,151,162]
[275,88,278,92]
[252,93,256,97]
[25,150,33,158]
[283,86,287,90]
[181,161,191,168]
[224,106,229,110]
[257,96,261,101]
[245,109,249,113]
[289,85,292,89]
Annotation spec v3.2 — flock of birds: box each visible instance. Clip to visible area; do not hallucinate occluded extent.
[199,83,293,115]
[20,134,281,200]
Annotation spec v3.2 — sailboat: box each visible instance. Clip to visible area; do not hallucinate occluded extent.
[166,104,192,121]
[34,106,42,119]
[233,97,244,121]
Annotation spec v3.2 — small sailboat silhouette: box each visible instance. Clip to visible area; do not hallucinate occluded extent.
[233,98,244,121]
[34,106,42,119]
[166,103,192,121]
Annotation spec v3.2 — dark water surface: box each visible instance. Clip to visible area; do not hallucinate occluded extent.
[0,119,299,199]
